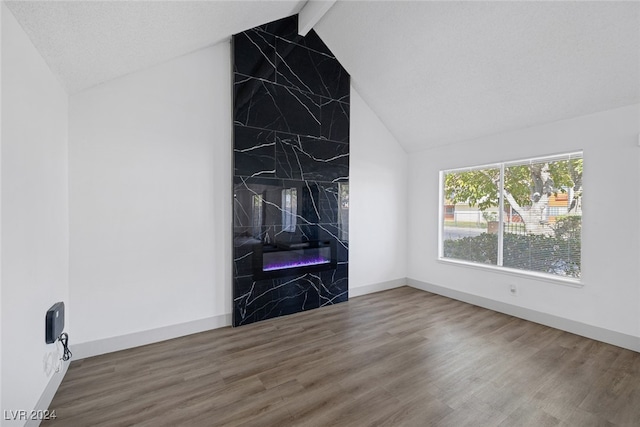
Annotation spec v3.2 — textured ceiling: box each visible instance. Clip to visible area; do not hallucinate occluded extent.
[5,1,640,152]
[5,0,306,94]
[315,1,640,151]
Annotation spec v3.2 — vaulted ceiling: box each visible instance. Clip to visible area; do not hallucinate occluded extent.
[315,1,640,151]
[5,1,307,93]
[5,1,639,153]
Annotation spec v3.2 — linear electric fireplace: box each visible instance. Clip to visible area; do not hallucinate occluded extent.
[232,14,349,326]
[253,240,337,280]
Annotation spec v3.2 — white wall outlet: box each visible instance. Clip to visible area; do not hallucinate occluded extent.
[509,284,518,296]
[43,352,54,376]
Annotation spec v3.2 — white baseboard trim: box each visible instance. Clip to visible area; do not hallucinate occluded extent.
[349,277,407,298]
[72,313,232,360]
[26,361,70,427]
[407,278,640,353]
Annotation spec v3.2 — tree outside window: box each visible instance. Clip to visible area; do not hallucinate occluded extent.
[441,152,582,279]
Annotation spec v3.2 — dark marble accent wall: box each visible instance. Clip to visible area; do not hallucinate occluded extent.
[232,15,350,326]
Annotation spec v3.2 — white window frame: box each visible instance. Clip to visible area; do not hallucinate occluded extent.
[438,151,583,287]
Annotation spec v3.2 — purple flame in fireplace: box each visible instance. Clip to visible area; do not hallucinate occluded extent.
[263,257,331,272]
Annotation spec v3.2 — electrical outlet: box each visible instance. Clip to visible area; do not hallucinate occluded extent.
[509,284,518,296]
[43,352,54,376]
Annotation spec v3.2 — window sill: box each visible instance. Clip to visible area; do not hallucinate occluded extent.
[437,258,584,288]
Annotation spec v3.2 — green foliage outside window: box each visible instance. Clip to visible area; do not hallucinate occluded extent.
[442,153,582,279]
[443,216,581,278]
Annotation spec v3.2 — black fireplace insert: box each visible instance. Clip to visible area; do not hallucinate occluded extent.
[252,240,337,280]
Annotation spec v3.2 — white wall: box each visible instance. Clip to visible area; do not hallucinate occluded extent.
[349,89,408,295]
[407,104,640,343]
[1,2,70,424]
[1,1,4,417]
[1,2,4,418]
[69,43,232,353]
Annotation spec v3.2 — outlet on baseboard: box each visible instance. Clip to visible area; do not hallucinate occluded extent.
[509,284,518,296]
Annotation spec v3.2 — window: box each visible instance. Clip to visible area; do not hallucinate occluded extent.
[440,152,582,280]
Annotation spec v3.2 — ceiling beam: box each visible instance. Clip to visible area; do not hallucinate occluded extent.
[298,0,337,36]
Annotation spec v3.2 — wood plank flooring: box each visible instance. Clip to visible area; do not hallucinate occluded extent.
[43,287,640,426]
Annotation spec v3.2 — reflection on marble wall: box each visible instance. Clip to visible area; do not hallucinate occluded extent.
[232,15,350,326]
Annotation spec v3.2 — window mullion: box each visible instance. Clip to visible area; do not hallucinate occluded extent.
[497,163,505,266]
